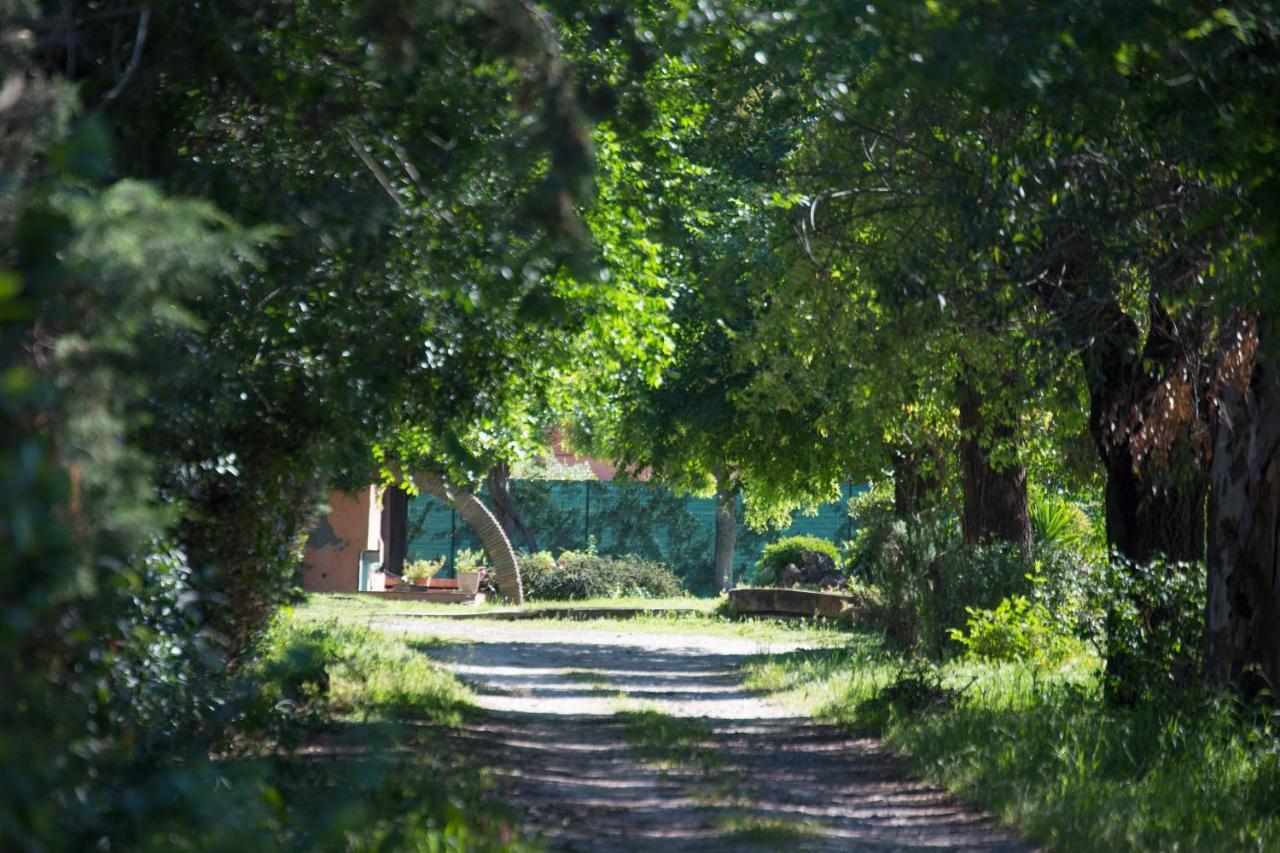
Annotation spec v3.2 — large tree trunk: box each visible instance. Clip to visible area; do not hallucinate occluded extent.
[957,383,1031,547]
[1081,299,1209,562]
[416,471,523,604]
[713,469,738,592]
[1207,315,1280,694]
[1080,299,1210,700]
[485,461,538,553]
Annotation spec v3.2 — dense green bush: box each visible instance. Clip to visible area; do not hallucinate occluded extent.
[755,535,843,585]
[950,593,1088,666]
[1092,556,1207,702]
[520,550,684,600]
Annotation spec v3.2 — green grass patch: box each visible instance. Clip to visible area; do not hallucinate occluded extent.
[743,632,1280,851]
[617,706,723,774]
[296,592,716,619]
[258,613,473,725]
[237,612,533,850]
[301,592,851,645]
[716,812,819,844]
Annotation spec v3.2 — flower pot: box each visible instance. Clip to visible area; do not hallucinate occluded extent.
[412,577,430,587]
[457,570,482,596]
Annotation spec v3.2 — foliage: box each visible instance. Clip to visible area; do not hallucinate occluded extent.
[452,547,486,574]
[521,551,684,601]
[1029,496,1094,552]
[754,535,843,586]
[950,595,1087,667]
[1093,556,1208,703]
[402,559,443,583]
[513,550,558,595]
[851,508,962,651]
[511,454,597,481]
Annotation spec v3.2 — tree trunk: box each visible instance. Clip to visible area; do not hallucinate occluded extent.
[380,485,409,576]
[416,471,523,604]
[485,461,538,553]
[1207,316,1280,694]
[1081,300,1209,563]
[1079,299,1210,700]
[713,469,738,592]
[957,383,1031,547]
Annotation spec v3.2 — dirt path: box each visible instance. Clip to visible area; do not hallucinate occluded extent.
[380,619,1028,852]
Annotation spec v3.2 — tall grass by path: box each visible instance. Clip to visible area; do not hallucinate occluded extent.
[232,611,536,850]
[743,632,1280,852]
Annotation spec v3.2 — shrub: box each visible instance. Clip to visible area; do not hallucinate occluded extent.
[1091,555,1206,702]
[521,551,683,601]
[926,543,1036,647]
[402,559,443,583]
[950,593,1087,666]
[453,547,486,574]
[508,550,556,596]
[756,535,842,585]
[857,508,962,650]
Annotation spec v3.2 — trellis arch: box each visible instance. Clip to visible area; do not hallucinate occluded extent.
[414,471,524,604]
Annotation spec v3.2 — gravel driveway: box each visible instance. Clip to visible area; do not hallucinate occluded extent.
[379,618,1028,852]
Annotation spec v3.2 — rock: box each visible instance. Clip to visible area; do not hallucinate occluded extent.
[799,549,836,582]
[817,572,845,590]
[778,563,803,587]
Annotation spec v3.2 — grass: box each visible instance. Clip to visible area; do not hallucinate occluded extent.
[616,706,723,774]
[296,592,715,618]
[298,592,851,645]
[716,813,819,844]
[240,612,534,850]
[743,631,1280,851]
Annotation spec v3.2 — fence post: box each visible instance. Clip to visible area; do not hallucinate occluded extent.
[449,506,457,576]
[584,480,591,548]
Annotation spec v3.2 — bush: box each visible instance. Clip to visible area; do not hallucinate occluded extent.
[403,559,443,583]
[520,551,684,601]
[1091,555,1206,702]
[755,535,842,585]
[453,547,486,574]
[508,550,556,596]
[854,508,962,650]
[950,593,1087,666]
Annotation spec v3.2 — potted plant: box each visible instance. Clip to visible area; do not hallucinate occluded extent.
[402,559,443,587]
[453,548,486,596]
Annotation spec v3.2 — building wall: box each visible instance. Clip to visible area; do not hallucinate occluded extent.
[301,486,383,592]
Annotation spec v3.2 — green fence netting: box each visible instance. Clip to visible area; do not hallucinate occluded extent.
[405,480,866,595]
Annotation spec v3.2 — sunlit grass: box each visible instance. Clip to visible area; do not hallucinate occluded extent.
[299,592,851,645]
[295,592,715,618]
[716,812,819,844]
[743,631,1280,851]
[260,611,474,725]
[246,614,533,849]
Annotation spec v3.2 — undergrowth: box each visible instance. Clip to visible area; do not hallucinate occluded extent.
[226,613,533,850]
[743,636,1280,851]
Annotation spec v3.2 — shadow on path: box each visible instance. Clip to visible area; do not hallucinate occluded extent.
[383,619,1028,852]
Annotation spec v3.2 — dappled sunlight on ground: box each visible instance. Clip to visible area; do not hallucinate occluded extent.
[381,617,1026,852]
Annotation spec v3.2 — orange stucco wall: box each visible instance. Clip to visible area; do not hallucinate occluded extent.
[301,487,383,592]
